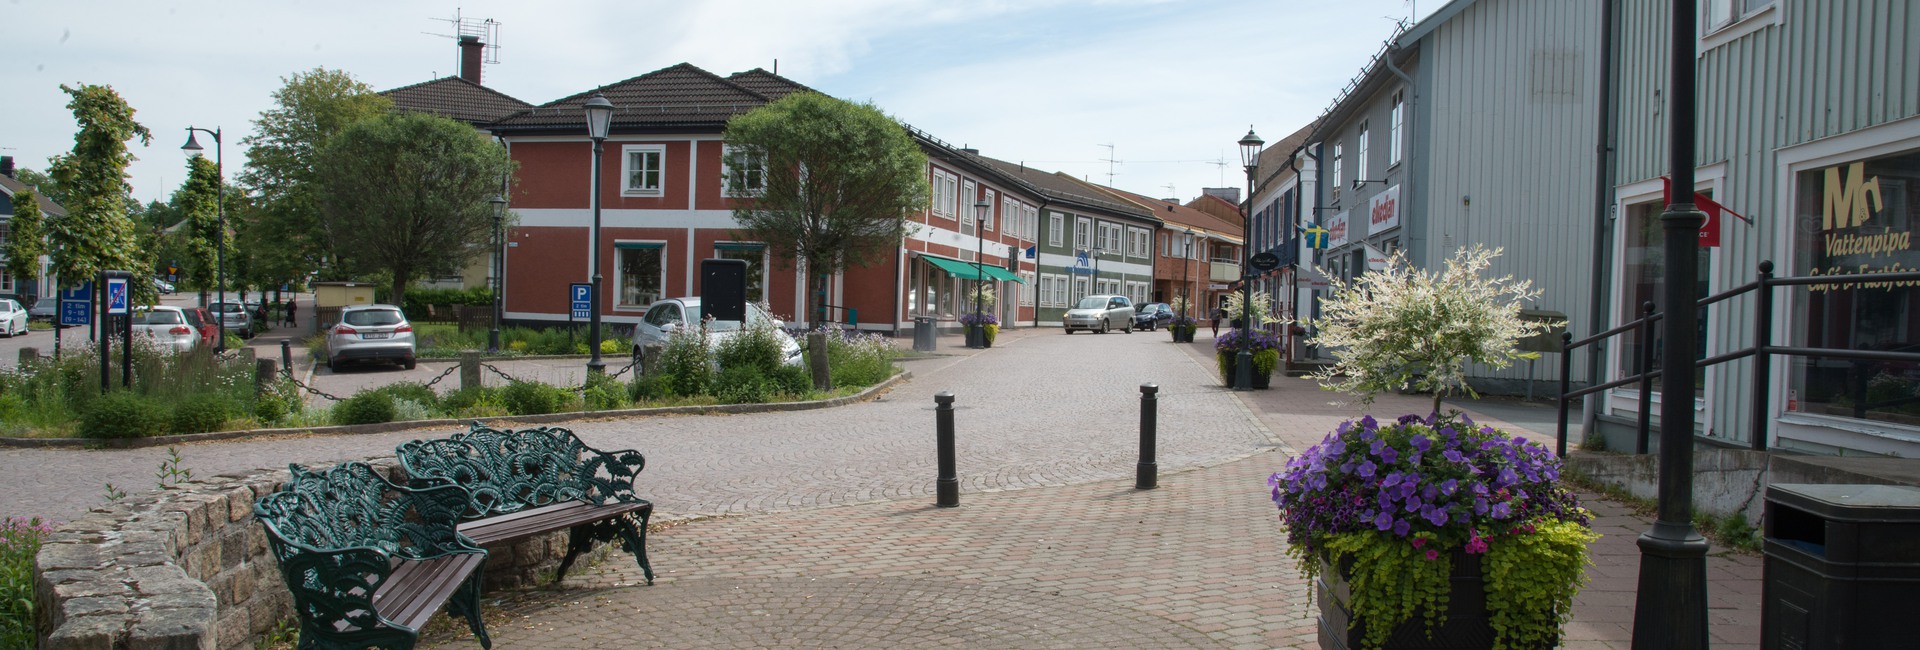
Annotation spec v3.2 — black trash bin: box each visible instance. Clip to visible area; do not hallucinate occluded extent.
[913,316,937,352]
[1762,483,1920,649]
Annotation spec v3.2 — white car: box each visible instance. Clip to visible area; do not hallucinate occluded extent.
[0,299,27,337]
[631,297,803,370]
[131,306,199,353]
[1062,294,1136,334]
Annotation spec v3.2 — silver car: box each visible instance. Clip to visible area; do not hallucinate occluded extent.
[130,306,199,353]
[324,304,416,371]
[210,302,253,339]
[1062,294,1135,334]
[631,297,803,369]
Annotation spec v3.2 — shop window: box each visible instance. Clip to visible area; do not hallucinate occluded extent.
[616,243,665,307]
[1617,201,1710,395]
[1789,151,1920,424]
[714,243,767,303]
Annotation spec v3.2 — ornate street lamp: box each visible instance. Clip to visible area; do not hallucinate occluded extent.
[583,93,614,374]
[181,127,226,351]
[968,199,991,349]
[1234,127,1264,391]
[489,194,507,354]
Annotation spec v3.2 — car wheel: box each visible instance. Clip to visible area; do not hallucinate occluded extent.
[403,358,417,370]
[1097,320,1108,334]
[1123,319,1132,334]
[1063,328,1073,334]
[327,355,339,372]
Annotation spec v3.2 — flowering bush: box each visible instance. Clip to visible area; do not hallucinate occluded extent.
[1214,328,1280,353]
[957,312,999,327]
[2,516,55,648]
[1271,412,1595,649]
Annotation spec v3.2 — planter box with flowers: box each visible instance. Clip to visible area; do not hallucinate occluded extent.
[1280,245,1585,649]
[1169,316,1198,343]
[1215,329,1280,388]
[959,312,998,347]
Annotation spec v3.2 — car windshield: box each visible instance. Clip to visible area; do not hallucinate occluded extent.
[133,310,183,325]
[344,309,404,327]
[1075,296,1110,310]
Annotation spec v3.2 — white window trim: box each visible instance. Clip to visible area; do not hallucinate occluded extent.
[982,189,996,231]
[932,170,957,218]
[1020,271,1037,306]
[721,144,767,197]
[714,242,770,303]
[1356,122,1370,187]
[1330,143,1344,201]
[1025,206,1039,241]
[1049,213,1064,246]
[960,180,978,234]
[1075,216,1092,249]
[1388,91,1405,168]
[620,145,667,196]
[612,239,670,311]
[1605,164,1725,422]
[1700,1,1779,52]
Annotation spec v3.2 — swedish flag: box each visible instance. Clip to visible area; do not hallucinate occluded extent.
[1302,222,1329,249]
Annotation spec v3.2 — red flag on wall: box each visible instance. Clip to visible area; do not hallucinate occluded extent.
[1660,176,1752,248]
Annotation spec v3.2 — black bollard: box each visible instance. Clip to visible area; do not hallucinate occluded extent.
[1137,383,1158,489]
[935,392,959,507]
[280,338,294,379]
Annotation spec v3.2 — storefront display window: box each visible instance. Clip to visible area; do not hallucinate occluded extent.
[1617,201,1710,395]
[1790,149,1920,424]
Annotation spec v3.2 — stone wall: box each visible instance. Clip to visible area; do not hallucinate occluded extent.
[35,459,573,650]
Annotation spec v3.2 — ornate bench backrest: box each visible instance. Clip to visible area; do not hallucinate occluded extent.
[397,424,647,518]
[254,462,414,561]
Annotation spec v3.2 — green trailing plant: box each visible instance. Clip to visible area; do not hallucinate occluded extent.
[1482,518,1600,648]
[1253,348,1281,377]
[333,390,396,425]
[1320,531,1455,645]
[156,446,193,488]
[1308,245,1559,413]
[1,516,54,649]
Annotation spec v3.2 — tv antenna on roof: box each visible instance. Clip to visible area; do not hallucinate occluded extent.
[425,8,501,65]
[1098,143,1120,186]
[1209,155,1228,186]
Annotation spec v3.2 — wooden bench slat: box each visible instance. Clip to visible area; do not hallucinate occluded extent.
[459,500,649,546]
[373,553,485,633]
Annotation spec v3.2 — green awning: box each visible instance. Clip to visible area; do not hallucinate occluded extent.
[921,255,1025,284]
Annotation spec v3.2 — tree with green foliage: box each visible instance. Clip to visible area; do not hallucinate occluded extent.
[10,168,66,207]
[722,92,931,327]
[315,112,514,309]
[3,187,49,295]
[169,155,226,301]
[238,68,391,283]
[45,83,153,294]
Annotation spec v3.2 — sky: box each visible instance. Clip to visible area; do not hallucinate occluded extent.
[0,0,1438,205]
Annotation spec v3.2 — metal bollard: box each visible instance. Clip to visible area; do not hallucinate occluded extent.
[279,339,294,379]
[935,392,959,507]
[1137,383,1158,489]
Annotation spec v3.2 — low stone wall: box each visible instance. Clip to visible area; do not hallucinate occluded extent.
[35,459,571,650]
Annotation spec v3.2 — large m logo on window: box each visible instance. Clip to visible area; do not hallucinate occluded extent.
[1823,162,1884,230]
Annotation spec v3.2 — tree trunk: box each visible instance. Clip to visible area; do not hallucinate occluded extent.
[390,268,410,315]
[805,260,826,330]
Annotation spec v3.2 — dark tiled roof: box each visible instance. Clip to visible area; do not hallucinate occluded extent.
[1075,179,1240,238]
[0,175,67,217]
[1254,124,1315,194]
[974,156,1155,222]
[491,63,785,133]
[382,77,532,127]
[725,68,813,100]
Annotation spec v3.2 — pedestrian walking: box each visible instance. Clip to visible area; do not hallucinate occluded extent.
[283,299,297,327]
[1210,306,1225,336]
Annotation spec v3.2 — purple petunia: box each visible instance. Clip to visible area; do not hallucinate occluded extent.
[1393,519,1411,536]
[1375,512,1394,531]
[1357,461,1377,478]
[1423,506,1449,527]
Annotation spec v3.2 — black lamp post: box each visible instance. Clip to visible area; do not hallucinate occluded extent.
[1234,127,1263,391]
[1632,0,1710,645]
[181,127,226,351]
[489,194,506,354]
[583,93,614,375]
[968,199,990,349]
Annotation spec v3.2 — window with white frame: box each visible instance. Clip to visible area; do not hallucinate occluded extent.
[1096,278,1120,295]
[615,242,666,308]
[1049,213,1063,246]
[714,242,768,303]
[1128,227,1150,258]
[961,180,977,234]
[621,145,666,196]
[1020,271,1036,305]
[722,145,766,196]
[1356,122,1370,185]
[1075,216,1092,249]
[1024,205,1038,241]
[1330,143,1343,198]
[931,170,956,218]
[1073,276,1089,302]
[1388,93,1404,166]
[1002,196,1018,237]
[982,189,996,231]
[1098,222,1123,254]
[1125,281,1148,305]
[1705,0,1773,31]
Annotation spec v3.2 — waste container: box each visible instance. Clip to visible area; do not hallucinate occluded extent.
[913,317,937,352]
[1762,483,1920,649]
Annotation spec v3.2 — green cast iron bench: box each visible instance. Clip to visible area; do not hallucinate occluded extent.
[396,424,656,586]
[254,461,491,650]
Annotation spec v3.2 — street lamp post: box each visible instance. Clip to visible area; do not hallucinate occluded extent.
[583,93,615,374]
[1234,127,1264,391]
[968,199,990,349]
[1632,0,1710,645]
[180,127,226,351]
[489,195,506,354]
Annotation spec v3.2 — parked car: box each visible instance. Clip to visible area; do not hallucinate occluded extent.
[182,307,219,349]
[1132,302,1174,331]
[28,296,58,323]
[630,297,803,370]
[0,299,27,337]
[1062,294,1136,334]
[210,302,253,339]
[130,306,199,353]
[152,277,175,294]
[323,304,417,371]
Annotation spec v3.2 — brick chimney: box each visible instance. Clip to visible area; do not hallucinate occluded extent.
[459,35,484,84]
[0,156,13,179]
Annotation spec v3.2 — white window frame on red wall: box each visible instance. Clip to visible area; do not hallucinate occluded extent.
[721,144,767,197]
[621,145,667,196]
[931,170,957,218]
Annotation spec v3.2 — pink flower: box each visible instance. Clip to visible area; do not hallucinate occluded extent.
[1410,537,1426,548]
[1425,549,1439,561]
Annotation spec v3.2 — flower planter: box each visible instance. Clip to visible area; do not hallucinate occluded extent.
[1171,328,1195,343]
[1217,353,1274,389]
[1316,551,1524,650]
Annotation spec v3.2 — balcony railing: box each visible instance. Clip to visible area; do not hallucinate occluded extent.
[1210,262,1240,282]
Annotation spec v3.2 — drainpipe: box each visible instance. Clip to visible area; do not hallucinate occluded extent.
[1382,46,1417,265]
[1584,0,1619,440]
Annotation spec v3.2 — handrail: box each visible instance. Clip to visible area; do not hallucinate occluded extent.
[1555,260,1919,457]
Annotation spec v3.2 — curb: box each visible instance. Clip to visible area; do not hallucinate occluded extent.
[0,369,912,450]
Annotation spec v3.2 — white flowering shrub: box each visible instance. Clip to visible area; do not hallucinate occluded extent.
[1221,289,1280,327]
[1308,245,1558,411]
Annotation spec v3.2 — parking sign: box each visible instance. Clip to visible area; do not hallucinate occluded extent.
[570,283,592,320]
[105,277,129,315]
